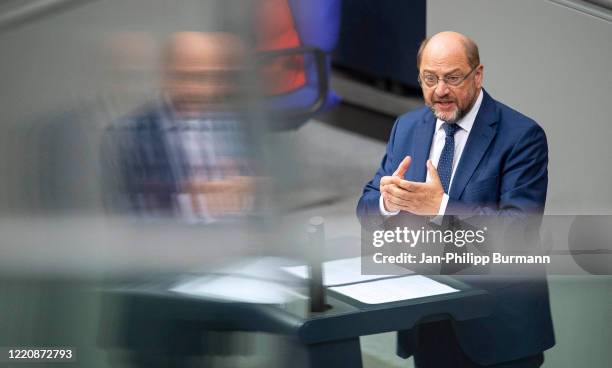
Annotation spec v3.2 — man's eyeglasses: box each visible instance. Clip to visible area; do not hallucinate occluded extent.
[418,65,479,88]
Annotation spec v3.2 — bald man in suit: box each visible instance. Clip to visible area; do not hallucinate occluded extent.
[357,32,554,368]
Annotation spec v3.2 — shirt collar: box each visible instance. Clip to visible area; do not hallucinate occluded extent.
[435,88,484,133]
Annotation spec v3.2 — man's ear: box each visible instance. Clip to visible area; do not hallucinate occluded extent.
[475,64,484,89]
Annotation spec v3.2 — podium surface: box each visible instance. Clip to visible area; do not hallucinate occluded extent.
[100,264,492,368]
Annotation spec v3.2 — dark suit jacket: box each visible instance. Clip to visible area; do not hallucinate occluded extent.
[101,102,250,217]
[356,90,555,365]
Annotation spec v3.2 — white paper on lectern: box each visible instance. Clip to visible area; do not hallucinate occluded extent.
[171,257,306,304]
[329,275,458,304]
[171,275,305,304]
[282,256,413,286]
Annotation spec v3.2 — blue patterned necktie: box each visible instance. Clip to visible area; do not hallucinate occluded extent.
[438,122,461,194]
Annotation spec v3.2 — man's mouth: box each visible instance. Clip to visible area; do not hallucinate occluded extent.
[435,101,455,109]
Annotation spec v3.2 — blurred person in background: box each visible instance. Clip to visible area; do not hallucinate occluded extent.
[102,32,256,223]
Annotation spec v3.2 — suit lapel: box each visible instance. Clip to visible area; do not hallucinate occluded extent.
[408,113,436,182]
[449,90,499,199]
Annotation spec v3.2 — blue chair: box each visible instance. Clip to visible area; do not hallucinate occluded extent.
[263,0,342,129]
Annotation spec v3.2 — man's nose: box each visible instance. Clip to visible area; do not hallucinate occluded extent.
[434,80,450,96]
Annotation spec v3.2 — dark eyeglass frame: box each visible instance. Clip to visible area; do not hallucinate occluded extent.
[418,64,479,88]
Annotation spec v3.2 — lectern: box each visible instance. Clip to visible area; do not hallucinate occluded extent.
[99,272,491,368]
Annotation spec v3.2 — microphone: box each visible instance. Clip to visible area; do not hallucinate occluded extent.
[307,216,327,313]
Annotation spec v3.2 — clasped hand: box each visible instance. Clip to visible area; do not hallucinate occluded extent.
[380,156,445,216]
[185,176,254,216]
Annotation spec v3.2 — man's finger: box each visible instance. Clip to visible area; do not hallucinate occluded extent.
[392,156,412,178]
[381,176,403,191]
[388,186,422,205]
[396,180,425,192]
[381,175,398,186]
[387,184,411,199]
[426,159,441,183]
[387,195,418,213]
[385,193,412,209]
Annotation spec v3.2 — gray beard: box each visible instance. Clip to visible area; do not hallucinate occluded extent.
[431,106,463,123]
[431,90,478,123]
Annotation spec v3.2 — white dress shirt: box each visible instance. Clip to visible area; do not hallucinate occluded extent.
[160,100,249,223]
[380,89,484,217]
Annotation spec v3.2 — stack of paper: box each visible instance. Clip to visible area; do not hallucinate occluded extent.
[171,274,304,304]
[330,275,458,304]
[282,256,412,286]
